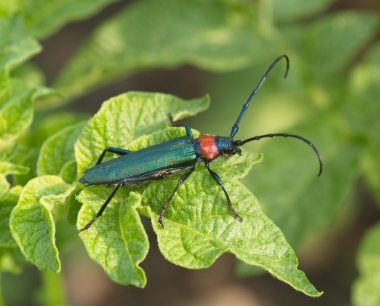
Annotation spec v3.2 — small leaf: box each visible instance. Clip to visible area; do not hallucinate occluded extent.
[142,172,321,297]
[38,122,85,176]
[353,222,380,306]
[77,189,149,287]
[75,92,209,176]
[10,176,75,272]
[0,186,22,248]
[0,162,29,198]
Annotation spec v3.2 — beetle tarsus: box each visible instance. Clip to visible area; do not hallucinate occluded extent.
[204,162,243,222]
[158,216,165,229]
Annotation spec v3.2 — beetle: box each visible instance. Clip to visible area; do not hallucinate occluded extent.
[78,54,323,232]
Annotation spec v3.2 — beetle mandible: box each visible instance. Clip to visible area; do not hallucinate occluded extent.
[78,55,323,232]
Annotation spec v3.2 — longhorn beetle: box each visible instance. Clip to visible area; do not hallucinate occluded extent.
[78,55,323,232]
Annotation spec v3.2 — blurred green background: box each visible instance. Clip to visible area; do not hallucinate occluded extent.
[1,0,380,305]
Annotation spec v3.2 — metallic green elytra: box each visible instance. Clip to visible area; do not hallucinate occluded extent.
[78,55,323,232]
[80,136,196,185]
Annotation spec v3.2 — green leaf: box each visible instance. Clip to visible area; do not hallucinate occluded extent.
[0,161,29,175]
[345,44,380,204]
[353,222,380,306]
[19,0,119,39]
[0,15,41,74]
[38,122,85,176]
[28,112,89,148]
[0,86,35,150]
[142,172,321,297]
[0,186,21,248]
[284,12,378,81]
[272,0,335,21]
[246,113,360,247]
[54,0,267,101]
[77,189,149,287]
[0,162,29,198]
[59,160,78,184]
[9,176,75,272]
[75,92,209,176]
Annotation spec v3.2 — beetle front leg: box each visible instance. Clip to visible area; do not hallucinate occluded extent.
[78,182,122,232]
[96,147,133,165]
[204,162,243,222]
[158,166,196,228]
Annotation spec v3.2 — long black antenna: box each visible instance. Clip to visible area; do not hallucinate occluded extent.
[230,54,289,138]
[234,133,323,176]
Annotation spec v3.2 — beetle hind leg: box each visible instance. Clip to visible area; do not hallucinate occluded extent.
[158,165,196,228]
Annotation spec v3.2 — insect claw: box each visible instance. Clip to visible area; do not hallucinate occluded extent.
[158,217,165,229]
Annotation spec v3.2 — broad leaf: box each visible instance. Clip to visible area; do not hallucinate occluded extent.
[18,0,119,39]
[75,92,209,176]
[38,122,85,176]
[141,172,321,297]
[77,189,149,287]
[0,186,22,248]
[0,15,41,74]
[353,222,380,306]
[10,176,75,272]
[54,0,267,101]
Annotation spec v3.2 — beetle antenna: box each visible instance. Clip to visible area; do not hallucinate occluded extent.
[234,133,323,176]
[230,55,289,138]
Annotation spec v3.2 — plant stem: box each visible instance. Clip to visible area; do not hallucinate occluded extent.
[41,271,67,306]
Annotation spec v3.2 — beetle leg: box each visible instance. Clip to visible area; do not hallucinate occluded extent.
[96,147,133,165]
[204,162,243,222]
[78,182,122,233]
[167,113,193,139]
[158,165,196,228]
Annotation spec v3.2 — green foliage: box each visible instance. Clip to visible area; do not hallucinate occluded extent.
[78,190,148,287]
[353,223,380,306]
[10,176,75,272]
[54,0,267,102]
[0,0,118,39]
[71,92,319,295]
[0,0,379,304]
